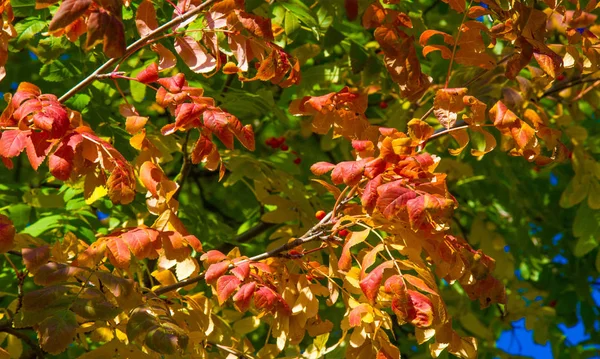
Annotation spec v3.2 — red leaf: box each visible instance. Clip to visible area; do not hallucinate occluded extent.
[191,135,217,165]
[331,159,367,186]
[136,63,159,84]
[310,162,335,175]
[359,261,394,302]
[0,215,15,254]
[203,109,235,149]
[171,103,207,133]
[122,228,159,259]
[216,275,241,305]
[233,281,256,312]
[48,0,92,31]
[205,260,231,284]
[345,0,358,20]
[361,175,383,212]
[406,194,455,229]
[231,261,250,281]
[253,286,283,313]
[405,290,434,327]
[384,274,406,295]
[0,130,29,158]
[375,180,418,218]
[364,157,385,179]
[25,131,52,170]
[49,143,74,181]
[33,103,69,138]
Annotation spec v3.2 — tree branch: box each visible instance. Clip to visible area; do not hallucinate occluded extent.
[0,323,44,358]
[153,192,356,295]
[58,0,219,103]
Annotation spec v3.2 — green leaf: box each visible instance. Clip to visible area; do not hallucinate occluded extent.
[573,234,598,257]
[66,94,91,112]
[284,11,301,39]
[12,18,46,49]
[349,41,368,74]
[72,294,122,320]
[280,0,319,34]
[40,60,80,82]
[22,214,64,237]
[35,37,71,63]
[144,323,188,355]
[10,0,37,17]
[130,68,147,103]
[323,26,345,49]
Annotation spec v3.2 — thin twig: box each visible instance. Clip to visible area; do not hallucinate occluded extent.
[58,0,219,103]
[153,193,356,295]
[445,0,475,88]
[206,341,255,359]
[541,77,600,98]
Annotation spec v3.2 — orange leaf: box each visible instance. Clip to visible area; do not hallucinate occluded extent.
[48,0,91,32]
[174,36,216,74]
[106,238,131,269]
[135,0,158,37]
[433,88,468,129]
[449,128,469,155]
[338,229,370,271]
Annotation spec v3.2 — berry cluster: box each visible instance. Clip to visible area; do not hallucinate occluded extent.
[265,136,302,165]
[265,136,288,151]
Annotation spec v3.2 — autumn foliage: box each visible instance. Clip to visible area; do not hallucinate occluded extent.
[0,0,599,357]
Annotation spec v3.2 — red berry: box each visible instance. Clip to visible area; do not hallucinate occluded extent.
[549,300,557,308]
[315,210,326,220]
[281,144,289,151]
[294,157,302,165]
[379,101,388,109]
[556,74,565,81]
[338,229,349,237]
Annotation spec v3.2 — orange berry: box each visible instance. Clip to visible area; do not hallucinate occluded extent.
[315,210,326,220]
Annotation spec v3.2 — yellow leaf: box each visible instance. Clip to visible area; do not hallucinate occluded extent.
[85,185,108,205]
[233,316,260,336]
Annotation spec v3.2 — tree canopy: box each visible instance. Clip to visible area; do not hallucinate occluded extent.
[0,0,599,358]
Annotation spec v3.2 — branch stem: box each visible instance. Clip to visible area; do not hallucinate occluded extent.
[58,0,219,103]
